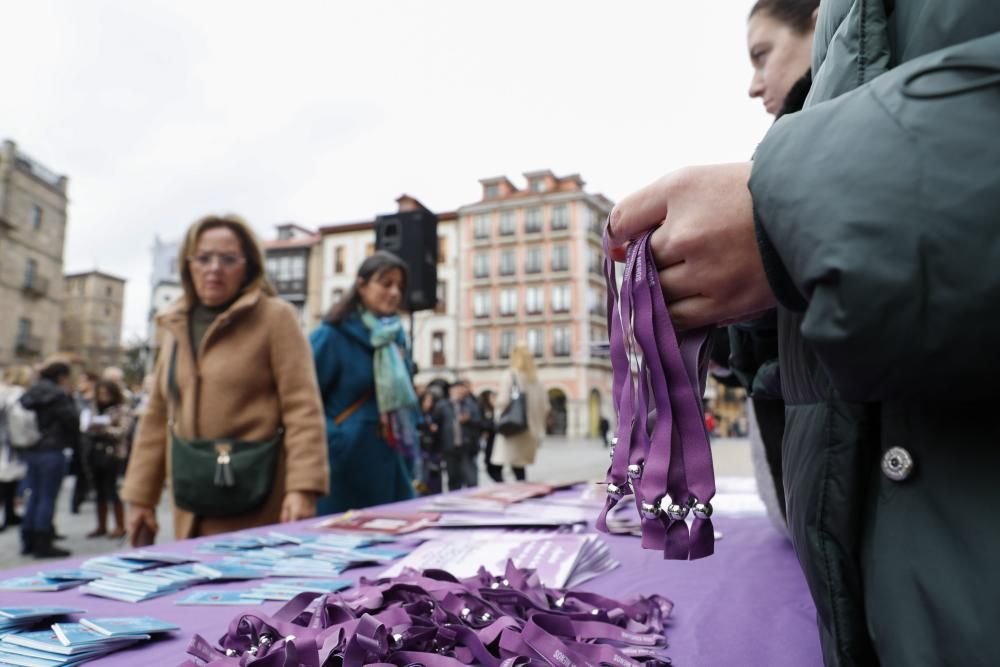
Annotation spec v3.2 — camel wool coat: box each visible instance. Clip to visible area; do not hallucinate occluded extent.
[121,288,329,539]
[490,370,548,468]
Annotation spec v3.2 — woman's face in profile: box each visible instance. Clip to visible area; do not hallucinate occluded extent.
[747,12,815,116]
[358,268,404,317]
[190,226,247,307]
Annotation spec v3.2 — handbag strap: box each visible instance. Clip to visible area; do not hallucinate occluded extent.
[334,391,373,426]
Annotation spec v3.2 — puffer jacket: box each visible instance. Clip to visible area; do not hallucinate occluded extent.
[19,378,79,454]
[748,2,1000,665]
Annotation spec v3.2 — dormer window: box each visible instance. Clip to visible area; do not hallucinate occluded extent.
[485,184,500,199]
[530,179,545,193]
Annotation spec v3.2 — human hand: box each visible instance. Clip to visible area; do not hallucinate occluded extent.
[126,504,158,547]
[608,163,776,330]
[280,491,318,523]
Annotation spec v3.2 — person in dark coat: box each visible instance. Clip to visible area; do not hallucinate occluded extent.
[18,361,79,558]
[431,380,481,490]
[609,2,1000,663]
[416,390,443,495]
[479,391,501,483]
[311,251,419,515]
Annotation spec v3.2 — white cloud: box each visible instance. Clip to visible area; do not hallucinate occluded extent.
[0,0,771,340]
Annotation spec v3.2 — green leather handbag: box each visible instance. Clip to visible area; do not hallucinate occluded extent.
[167,344,282,517]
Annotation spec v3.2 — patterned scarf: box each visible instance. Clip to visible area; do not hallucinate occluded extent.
[360,310,419,463]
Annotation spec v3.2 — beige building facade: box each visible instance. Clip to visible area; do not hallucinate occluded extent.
[457,170,615,438]
[0,140,69,367]
[60,271,126,371]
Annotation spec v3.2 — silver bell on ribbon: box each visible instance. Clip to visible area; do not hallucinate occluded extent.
[627,463,643,480]
[665,503,689,521]
[606,482,629,498]
[692,501,713,519]
[640,500,661,519]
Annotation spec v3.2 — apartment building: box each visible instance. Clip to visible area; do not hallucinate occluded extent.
[457,170,614,438]
[263,224,323,331]
[318,196,460,389]
[0,140,69,366]
[60,271,126,371]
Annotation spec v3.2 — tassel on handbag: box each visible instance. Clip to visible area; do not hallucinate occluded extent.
[213,443,236,488]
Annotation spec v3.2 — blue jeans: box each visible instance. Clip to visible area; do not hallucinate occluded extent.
[20,449,65,533]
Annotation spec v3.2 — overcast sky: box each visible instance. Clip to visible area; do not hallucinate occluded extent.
[1,0,770,340]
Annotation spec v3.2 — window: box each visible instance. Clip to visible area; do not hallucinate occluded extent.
[474,214,491,239]
[551,245,569,271]
[104,306,111,317]
[525,287,544,314]
[499,211,516,236]
[527,328,544,357]
[365,242,375,257]
[499,288,518,316]
[473,291,492,318]
[30,205,42,230]
[551,204,569,230]
[474,332,491,360]
[437,236,448,264]
[474,253,490,278]
[485,184,500,199]
[530,179,546,193]
[266,257,279,278]
[553,327,571,356]
[435,280,447,314]
[499,249,516,276]
[334,246,345,273]
[524,247,543,273]
[525,207,542,233]
[588,287,605,316]
[290,255,306,280]
[589,247,604,274]
[431,331,446,367]
[499,330,516,359]
[23,258,36,287]
[278,255,292,280]
[552,285,571,313]
[586,206,604,235]
[331,288,345,304]
[16,318,31,345]
[105,285,113,297]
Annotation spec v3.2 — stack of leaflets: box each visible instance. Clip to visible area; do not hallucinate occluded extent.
[80,564,207,603]
[380,532,619,588]
[0,608,85,634]
[196,533,299,554]
[80,551,197,577]
[0,616,176,665]
[240,578,352,601]
[0,576,91,593]
[423,482,556,513]
[175,591,264,606]
[316,510,441,535]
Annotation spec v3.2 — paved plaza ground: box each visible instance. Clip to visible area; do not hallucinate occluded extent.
[0,436,751,571]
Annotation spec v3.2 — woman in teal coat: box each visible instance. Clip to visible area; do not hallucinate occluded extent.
[310,251,419,515]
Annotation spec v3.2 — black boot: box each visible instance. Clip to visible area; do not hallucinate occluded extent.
[33,530,71,559]
[20,529,35,555]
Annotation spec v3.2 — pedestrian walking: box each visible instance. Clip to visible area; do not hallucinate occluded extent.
[0,366,32,531]
[417,391,443,495]
[479,391,502,483]
[122,214,329,543]
[83,379,131,539]
[432,380,481,490]
[491,343,548,482]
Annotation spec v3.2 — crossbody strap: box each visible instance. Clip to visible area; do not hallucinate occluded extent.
[334,391,373,426]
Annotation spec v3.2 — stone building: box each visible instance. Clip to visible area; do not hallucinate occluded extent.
[0,140,69,367]
[263,223,323,331]
[457,170,615,438]
[60,271,126,371]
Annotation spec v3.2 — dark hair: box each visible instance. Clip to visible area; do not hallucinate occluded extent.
[95,379,124,409]
[39,362,71,383]
[323,250,409,324]
[749,0,819,34]
[179,214,276,305]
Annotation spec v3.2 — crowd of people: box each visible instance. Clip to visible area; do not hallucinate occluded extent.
[0,361,147,558]
[0,213,550,561]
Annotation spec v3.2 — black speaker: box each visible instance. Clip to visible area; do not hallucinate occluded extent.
[375,208,438,311]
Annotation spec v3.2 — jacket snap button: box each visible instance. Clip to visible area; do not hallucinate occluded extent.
[881,446,914,482]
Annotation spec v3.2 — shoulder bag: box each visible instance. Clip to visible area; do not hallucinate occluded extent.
[167,343,282,517]
[496,372,529,437]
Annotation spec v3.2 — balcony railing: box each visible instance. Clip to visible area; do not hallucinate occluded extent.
[15,335,42,356]
[22,275,49,297]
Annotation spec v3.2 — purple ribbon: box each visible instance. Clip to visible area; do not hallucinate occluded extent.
[184,560,672,666]
[598,226,717,560]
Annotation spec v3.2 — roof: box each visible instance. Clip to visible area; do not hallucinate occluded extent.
[264,236,319,250]
[318,210,456,236]
[64,270,127,283]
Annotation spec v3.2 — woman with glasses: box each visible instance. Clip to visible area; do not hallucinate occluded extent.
[122,215,329,542]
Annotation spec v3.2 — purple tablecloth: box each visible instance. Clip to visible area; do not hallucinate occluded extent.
[0,495,821,666]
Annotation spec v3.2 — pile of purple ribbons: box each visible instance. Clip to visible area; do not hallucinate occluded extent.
[180,560,672,666]
[596,228,717,560]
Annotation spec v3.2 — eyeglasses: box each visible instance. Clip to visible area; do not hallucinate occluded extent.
[187,253,246,269]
